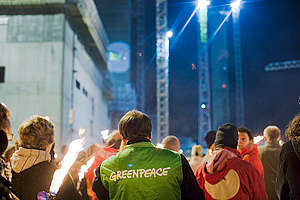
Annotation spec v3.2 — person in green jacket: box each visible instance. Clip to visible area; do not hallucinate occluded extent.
[92,110,204,200]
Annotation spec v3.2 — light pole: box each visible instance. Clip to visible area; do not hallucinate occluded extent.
[197,0,211,146]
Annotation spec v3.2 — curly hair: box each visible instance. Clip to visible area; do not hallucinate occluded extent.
[18,115,55,150]
[285,114,300,140]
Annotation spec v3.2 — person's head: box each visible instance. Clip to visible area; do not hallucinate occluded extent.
[107,131,122,150]
[204,130,216,148]
[191,145,203,158]
[161,135,180,152]
[214,124,238,150]
[285,114,300,140]
[264,125,281,142]
[0,102,13,141]
[238,126,253,151]
[118,110,152,142]
[18,115,55,152]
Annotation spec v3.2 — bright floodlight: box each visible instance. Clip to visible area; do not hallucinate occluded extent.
[166,31,173,38]
[231,0,241,10]
[201,103,206,109]
[197,0,210,9]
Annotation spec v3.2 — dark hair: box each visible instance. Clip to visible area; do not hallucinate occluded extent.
[118,110,152,140]
[0,130,8,155]
[285,114,300,140]
[238,126,253,141]
[0,102,10,131]
[204,130,216,148]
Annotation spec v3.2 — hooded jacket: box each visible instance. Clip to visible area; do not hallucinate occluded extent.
[240,144,264,177]
[276,137,300,200]
[85,146,119,200]
[11,148,81,200]
[195,148,267,200]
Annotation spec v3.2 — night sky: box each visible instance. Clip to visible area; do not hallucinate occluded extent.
[144,0,300,141]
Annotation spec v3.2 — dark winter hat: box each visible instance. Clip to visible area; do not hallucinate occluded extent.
[214,124,238,149]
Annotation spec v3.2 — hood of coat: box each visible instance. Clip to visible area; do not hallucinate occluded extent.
[10,147,51,173]
[201,148,239,183]
[291,136,300,160]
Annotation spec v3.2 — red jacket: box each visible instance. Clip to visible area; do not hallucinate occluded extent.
[85,146,119,200]
[240,144,264,177]
[195,148,267,200]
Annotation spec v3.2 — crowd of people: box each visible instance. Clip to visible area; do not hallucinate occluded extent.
[0,101,300,199]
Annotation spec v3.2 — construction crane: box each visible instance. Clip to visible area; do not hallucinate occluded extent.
[264,59,300,71]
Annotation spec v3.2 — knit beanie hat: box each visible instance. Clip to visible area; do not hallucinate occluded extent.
[214,124,238,149]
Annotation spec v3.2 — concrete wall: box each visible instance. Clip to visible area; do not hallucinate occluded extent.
[61,22,110,146]
[0,14,64,145]
[0,14,111,148]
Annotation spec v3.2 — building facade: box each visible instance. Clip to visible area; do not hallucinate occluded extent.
[0,0,113,147]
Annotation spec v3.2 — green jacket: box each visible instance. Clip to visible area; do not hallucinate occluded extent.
[100,142,183,200]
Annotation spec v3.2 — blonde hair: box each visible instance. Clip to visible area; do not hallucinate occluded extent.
[191,145,203,157]
[264,125,280,142]
[18,115,54,150]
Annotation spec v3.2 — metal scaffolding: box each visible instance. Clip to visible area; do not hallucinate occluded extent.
[198,7,212,145]
[232,8,245,126]
[156,0,169,143]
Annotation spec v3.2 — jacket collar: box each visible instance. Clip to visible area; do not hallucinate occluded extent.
[265,141,281,148]
[125,140,154,149]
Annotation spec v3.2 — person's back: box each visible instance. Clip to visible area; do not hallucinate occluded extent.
[100,142,182,200]
[258,125,281,200]
[11,116,81,200]
[93,110,204,200]
[195,124,267,200]
[276,114,300,199]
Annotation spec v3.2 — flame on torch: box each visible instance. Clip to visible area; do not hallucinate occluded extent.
[49,139,84,195]
[101,129,110,140]
[78,128,86,137]
[78,156,95,181]
[253,135,264,144]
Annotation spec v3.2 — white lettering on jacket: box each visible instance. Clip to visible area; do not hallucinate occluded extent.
[109,167,171,182]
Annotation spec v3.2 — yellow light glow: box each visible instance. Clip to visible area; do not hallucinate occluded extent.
[78,128,86,137]
[253,135,264,144]
[78,156,95,181]
[49,139,84,194]
[101,129,110,140]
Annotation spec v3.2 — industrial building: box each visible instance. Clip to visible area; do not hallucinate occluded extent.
[0,0,113,147]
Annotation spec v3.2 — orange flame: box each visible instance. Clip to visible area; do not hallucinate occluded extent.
[49,139,84,194]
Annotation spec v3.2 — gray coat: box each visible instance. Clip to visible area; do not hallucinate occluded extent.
[258,141,281,200]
